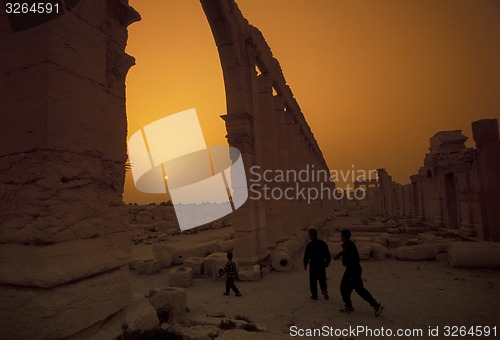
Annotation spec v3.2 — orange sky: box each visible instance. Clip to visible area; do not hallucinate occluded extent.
[124,0,500,204]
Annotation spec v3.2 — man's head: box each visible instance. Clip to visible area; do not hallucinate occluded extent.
[341,229,351,242]
[308,228,318,240]
[227,251,233,260]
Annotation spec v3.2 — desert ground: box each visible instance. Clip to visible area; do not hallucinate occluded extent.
[130,209,500,339]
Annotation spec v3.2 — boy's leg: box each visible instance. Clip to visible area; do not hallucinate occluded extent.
[229,278,241,295]
[224,278,231,295]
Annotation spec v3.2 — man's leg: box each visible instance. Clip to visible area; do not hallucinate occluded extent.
[318,266,329,300]
[340,270,354,311]
[309,269,318,299]
[352,268,378,307]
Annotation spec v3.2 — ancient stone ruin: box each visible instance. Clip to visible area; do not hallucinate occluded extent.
[362,119,500,242]
[1,0,141,338]
[0,0,335,338]
[201,0,334,265]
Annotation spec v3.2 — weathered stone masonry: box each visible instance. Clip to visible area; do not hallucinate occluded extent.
[0,1,140,338]
[201,0,335,265]
[367,119,500,242]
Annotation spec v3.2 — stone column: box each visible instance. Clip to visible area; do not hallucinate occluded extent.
[284,112,304,233]
[221,112,268,264]
[274,99,297,238]
[256,74,281,248]
[472,118,500,241]
[0,1,140,338]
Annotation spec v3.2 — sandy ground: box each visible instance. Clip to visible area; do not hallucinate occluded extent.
[130,210,500,339]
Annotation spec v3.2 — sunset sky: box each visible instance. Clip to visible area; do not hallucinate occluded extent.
[124,0,500,204]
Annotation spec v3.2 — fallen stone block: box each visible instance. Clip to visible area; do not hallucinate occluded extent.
[152,244,173,268]
[238,264,261,281]
[404,226,431,234]
[387,235,404,247]
[371,243,391,259]
[270,250,292,272]
[148,287,187,323]
[334,224,386,233]
[387,227,402,234]
[134,259,161,275]
[163,242,218,265]
[427,240,453,254]
[395,245,436,261]
[183,257,204,278]
[216,239,234,253]
[407,238,421,246]
[448,242,500,269]
[355,242,373,260]
[203,252,227,279]
[385,220,398,228]
[123,293,160,331]
[169,267,193,287]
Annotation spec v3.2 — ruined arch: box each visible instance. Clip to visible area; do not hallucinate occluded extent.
[200,0,333,264]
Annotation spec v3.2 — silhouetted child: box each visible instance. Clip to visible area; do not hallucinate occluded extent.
[219,251,242,296]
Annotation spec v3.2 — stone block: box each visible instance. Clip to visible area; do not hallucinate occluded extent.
[238,264,261,281]
[0,269,129,339]
[449,242,500,269]
[203,252,228,279]
[169,267,193,287]
[355,242,373,260]
[148,287,187,324]
[216,239,235,252]
[163,242,218,265]
[0,232,130,288]
[371,243,391,259]
[334,224,386,233]
[124,293,160,331]
[270,250,292,272]
[183,257,205,277]
[395,245,436,261]
[131,259,161,275]
[153,244,173,268]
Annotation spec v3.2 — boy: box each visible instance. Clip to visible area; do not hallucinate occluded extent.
[219,251,242,296]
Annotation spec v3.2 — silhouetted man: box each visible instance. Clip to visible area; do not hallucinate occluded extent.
[334,229,383,316]
[303,228,331,300]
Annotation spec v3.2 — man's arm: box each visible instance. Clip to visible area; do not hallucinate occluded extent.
[303,243,310,270]
[333,249,343,260]
[324,242,332,267]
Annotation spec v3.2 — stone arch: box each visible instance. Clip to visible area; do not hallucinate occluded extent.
[200,0,334,264]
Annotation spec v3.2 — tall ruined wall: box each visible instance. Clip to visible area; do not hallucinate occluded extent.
[201,0,334,264]
[0,1,140,338]
[371,119,500,241]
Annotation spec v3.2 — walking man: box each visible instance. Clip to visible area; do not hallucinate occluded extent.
[334,229,383,316]
[303,228,331,300]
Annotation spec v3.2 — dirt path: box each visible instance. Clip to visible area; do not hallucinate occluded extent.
[131,211,500,339]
